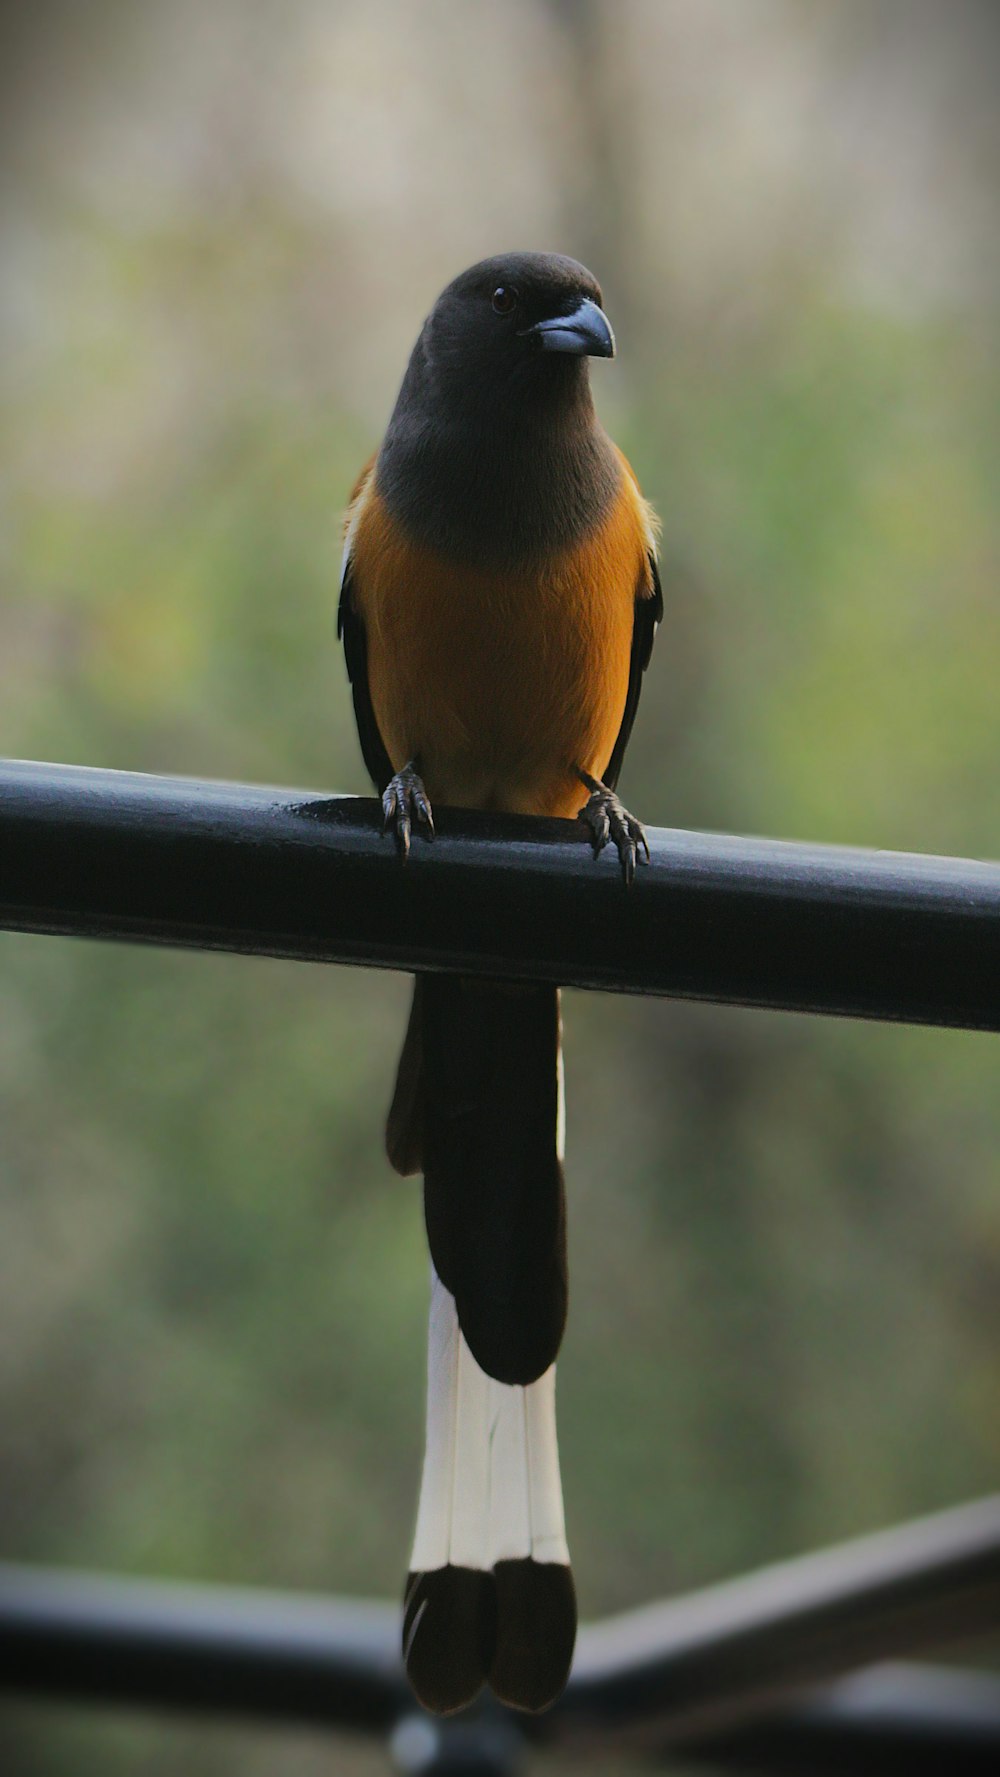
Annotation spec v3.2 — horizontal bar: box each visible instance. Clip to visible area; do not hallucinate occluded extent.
[566,1493,1000,1739]
[2,1497,998,1748]
[0,1566,405,1733]
[1,761,998,1028]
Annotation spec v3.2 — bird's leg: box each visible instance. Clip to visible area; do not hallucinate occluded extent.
[383,758,435,858]
[575,768,650,886]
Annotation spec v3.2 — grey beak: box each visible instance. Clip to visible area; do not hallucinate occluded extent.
[527,296,616,359]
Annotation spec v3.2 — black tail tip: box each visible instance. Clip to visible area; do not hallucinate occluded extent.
[491,1559,576,1714]
[404,1562,576,1717]
[403,1567,495,1716]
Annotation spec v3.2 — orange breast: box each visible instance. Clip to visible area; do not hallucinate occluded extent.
[345,457,655,819]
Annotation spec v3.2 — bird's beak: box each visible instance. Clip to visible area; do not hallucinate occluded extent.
[526,297,616,359]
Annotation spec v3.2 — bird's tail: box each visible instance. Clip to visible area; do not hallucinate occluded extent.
[387,977,575,1713]
[403,1272,575,1714]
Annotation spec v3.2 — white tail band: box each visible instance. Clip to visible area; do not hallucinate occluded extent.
[410,1270,570,1574]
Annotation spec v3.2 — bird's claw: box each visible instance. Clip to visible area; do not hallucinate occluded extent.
[577,780,649,886]
[383,762,434,858]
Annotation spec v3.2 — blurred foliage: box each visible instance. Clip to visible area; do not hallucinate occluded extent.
[1,2,998,1773]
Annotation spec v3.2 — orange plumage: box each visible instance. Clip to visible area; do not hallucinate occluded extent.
[345,449,657,819]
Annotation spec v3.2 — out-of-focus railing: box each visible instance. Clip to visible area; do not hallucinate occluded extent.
[2,1498,1000,1772]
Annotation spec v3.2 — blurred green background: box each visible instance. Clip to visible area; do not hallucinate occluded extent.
[1,2,998,1772]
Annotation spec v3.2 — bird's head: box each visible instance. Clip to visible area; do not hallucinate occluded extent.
[419,252,615,412]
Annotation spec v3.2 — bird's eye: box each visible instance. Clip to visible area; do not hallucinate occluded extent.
[491,285,517,315]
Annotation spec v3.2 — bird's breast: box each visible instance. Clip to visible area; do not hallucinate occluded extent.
[347,466,654,819]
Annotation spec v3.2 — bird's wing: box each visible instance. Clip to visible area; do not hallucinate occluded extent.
[337,463,395,793]
[602,548,663,791]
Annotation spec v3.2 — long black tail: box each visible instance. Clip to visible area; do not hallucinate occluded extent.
[388,977,575,1715]
[388,976,567,1385]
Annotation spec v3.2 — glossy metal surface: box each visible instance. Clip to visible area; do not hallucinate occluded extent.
[2,759,998,1029]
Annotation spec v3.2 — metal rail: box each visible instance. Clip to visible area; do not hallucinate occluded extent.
[3,1498,999,1769]
[1,759,999,1028]
[564,1494,1000,1739]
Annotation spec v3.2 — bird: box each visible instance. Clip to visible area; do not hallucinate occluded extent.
[337,252,661,1717]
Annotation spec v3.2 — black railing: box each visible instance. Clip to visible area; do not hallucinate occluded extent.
[2,759,998,1027]
[2,757,999,1774]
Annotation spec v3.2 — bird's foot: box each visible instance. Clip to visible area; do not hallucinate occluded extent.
[576,770,649,886]
[383,760,434,858]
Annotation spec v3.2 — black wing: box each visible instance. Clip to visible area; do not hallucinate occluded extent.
[337,553,394,793]
[602,552,663,791]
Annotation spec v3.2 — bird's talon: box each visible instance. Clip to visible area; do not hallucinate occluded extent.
[589,811,610,854]
[577,780,648,885]
[383,763,434,857]
[632,821,650,864]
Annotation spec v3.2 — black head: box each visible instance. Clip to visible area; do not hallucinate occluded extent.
[419,252,615,411]
[378,252,621,566]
